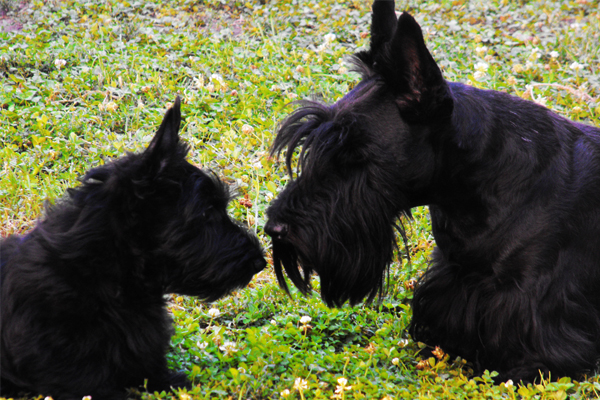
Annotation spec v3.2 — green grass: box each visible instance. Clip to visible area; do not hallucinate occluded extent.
[2,0,600,399]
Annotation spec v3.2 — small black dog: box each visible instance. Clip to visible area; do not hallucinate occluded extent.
[1,97,266,399]
[265,1,600,383]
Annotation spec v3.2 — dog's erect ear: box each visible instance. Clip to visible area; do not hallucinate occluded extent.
[145,96,182,166]
[381,12,453,121]
[370,0,397,56]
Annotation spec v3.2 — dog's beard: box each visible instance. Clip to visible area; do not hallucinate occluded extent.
[272,239,312,296]
[270,219,401,307]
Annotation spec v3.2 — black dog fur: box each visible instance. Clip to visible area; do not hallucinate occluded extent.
[0,97,266,399]
[265,1,600,383]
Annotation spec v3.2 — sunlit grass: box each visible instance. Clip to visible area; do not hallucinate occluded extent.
[1,0,599,398]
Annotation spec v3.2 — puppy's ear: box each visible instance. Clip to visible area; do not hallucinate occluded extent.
[380,13,453,121]
[145,96,182,168]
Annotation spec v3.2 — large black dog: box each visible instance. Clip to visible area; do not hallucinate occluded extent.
[265,1,600,383]
[1,97,266,399]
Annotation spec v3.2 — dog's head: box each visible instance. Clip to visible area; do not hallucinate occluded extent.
[72,97,265,301]
[265,2,453,307]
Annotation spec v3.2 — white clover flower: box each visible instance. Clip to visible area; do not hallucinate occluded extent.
[197,340,208,349]
[82,397,92,400]
[324,33,336,43]
[270,318,277,325]
[219,341,238,355]
[504,379,514,388]
[570,61,584,71]
[280,389,291,397]
[208,307,220,318]
[265,193,274,202]
[337,377,348,386]
[473,71,486,81]
[45,397,54,400]
[206,83,215,93]
[293,377,308,391]
[392,357,400,365]
[475,46,487,57]
[300,315,312,325]
[549,51,559,59]
[241,124,254,135]
[54,58,66,69]
[398,338,409,347]
[474,62,488,72]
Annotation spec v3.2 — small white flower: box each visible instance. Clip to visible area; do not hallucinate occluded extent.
[45,397,54,400]
[82,397,92,400]
[570,61,584,71]
[549,51,559,59]
[324,33,336,43]
[337,377,348,386]
[300,315,312,325]
[280,389,291,397]
[475,46,487,57]
[219,341,238,355]
[504,379,514,388]
[270,319,277,325]
[208,307,220,318]
[241,124,254,135]
[293,378,308,391]
[238,367,246,374]
[197,340,208,349]
[474,62,488,72]
[392,357,400,365]
[54,58,66,69]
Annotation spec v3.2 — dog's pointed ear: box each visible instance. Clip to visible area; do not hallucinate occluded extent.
[381,12,453,121]
[370,0,397,56]
[144,96,183,167]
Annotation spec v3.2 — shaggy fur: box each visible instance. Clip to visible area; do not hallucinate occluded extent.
[0,97,266,399]
[265,0,600,383]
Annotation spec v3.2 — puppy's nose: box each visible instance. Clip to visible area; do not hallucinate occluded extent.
[253,257,267,272]
[264,220,288,240]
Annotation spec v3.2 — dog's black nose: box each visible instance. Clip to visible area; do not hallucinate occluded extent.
[264,220,288,240]
[253,257,267,272]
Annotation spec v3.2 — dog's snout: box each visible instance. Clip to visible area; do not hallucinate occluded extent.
[253,256,267,272]
[264,220,289,240]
